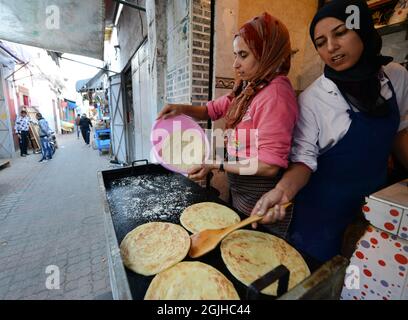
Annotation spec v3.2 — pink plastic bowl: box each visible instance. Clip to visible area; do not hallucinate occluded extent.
[150,115,210,174]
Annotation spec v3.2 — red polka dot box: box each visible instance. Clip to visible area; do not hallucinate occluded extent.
[362,179,408,239]
[341,179,408,300]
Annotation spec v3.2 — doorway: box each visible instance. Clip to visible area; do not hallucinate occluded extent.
[123,66,135,163]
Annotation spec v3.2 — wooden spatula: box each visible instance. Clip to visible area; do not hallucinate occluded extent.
[188,202,292,258]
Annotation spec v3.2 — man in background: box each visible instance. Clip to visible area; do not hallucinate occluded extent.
[36,112,52,162]
[14,109,30,157]
[75,113,81,139]
[79,113,93,146]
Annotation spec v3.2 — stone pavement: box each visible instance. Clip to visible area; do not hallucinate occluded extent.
[0,133,114,300]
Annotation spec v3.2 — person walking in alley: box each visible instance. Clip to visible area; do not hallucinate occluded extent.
[79,113,93,146]
[75,113,81,139]
[36,113,52,162]
[14,109,30,157]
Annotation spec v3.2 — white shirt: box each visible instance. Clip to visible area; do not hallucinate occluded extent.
[291,62,408,172]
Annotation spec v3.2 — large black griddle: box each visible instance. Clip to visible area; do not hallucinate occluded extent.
[101,160,319,300]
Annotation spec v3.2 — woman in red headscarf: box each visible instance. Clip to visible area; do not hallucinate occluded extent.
[158,12,299,237]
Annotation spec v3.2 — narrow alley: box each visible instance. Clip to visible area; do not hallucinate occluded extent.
[0,133,112,299]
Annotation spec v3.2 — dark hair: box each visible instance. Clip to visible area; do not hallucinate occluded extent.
[21,110,27,114]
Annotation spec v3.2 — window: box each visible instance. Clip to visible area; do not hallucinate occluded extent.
[23,95,29,106]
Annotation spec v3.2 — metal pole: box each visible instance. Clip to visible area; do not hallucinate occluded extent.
[206,0,215,191]
[4,61,30,81]
[60,56,119,74]
[0,43,25,64]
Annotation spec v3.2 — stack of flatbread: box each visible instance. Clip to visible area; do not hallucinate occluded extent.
[180,202,241,233]
[145,261,239,300]
[220,230,310,296]
[120,222,190,276]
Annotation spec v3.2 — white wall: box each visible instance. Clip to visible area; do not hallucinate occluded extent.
[11,45,66,133]
[165,0,191,104]
[214,0,239,83]
[212,0,239,133]
[131,41,151,161]
[0,66,16,158]
[30,79,59,132]
[116,0,148,72]
[104,28,121,74]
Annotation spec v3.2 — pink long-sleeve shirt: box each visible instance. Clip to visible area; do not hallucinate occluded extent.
[207,76,298,168]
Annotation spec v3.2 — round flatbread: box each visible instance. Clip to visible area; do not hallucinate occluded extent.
[144,261,240,300]
[120,222,190,276]
[161,129,205,172]
[221,230,310,296]
[180,202,241,233]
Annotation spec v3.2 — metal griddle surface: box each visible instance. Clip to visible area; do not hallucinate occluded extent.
[104,165,317,300]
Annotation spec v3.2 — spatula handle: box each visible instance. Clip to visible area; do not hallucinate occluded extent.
[224,215,263,233]
[223,202,292,235]
[265,201,293,216]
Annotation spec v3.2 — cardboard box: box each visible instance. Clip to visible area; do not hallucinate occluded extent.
[341,179,408,300]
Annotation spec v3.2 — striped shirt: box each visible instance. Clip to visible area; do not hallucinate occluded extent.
[227,172,292,239]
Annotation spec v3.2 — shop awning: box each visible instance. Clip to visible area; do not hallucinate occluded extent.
[85,68,106,91]
[75,78,92,92]
[76,68,107,92]
[64,99,77,110]
[0,0,105,59]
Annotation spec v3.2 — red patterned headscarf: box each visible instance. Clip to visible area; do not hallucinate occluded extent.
[225,12,292,129]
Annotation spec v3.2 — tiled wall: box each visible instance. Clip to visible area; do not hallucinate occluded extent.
[166,0,212,110]
[166,0,191,104]
[166,55,190,104]
[191,0,212,107]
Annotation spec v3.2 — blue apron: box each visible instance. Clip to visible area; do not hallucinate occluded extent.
[288,79,400,262]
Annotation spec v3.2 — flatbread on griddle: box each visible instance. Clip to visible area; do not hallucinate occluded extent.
[180,202,241,233]
[120,222,190,276]
[144,261,240,300]
[220,230,310,296]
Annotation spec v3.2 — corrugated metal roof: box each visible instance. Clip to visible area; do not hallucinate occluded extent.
[0,0,105,59]
[76,67,107,92]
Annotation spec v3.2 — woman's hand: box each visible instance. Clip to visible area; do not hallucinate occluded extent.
[157,104,184,120]
[250,187,291,229]
[188,164,215,181]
